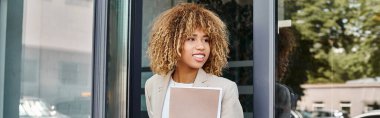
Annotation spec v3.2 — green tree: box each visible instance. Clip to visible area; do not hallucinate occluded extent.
[281,0,380,96]
[287,0,380,83]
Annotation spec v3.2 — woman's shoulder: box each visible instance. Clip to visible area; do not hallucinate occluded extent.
[144,74,165,100]
[145,74,164,86]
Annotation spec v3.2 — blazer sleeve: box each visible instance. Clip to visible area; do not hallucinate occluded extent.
[221,82,244,118]
[145,78,153,118]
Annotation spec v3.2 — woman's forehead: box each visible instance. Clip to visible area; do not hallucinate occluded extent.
[186,27,209,35]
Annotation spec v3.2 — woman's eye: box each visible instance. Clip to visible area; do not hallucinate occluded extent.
[204,39,210,43]
[187,38,195,41]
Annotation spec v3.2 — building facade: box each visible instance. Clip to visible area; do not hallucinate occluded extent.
[299,83,380,117]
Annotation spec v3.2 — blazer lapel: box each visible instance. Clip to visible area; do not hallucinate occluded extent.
[193,69,209,87]
[155,70,172,118]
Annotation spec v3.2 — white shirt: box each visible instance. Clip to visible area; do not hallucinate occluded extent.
[161,78,193,118]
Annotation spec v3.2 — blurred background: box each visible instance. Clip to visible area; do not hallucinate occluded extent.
[277,0,380,118]
[1,0,93,117]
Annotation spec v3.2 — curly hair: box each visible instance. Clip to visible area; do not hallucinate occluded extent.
[277,27,296,81]
[147,3,229,76]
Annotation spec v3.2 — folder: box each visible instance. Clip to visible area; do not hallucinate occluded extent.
[169,86,223,118]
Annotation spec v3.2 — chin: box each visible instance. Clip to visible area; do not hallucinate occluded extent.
[190,64,205,69]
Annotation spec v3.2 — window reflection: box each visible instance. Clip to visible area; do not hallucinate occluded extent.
[20,97,69,117]
[277,0,380,117]
[18,0,94,117]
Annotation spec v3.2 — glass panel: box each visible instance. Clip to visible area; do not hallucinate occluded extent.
[141,0,253,117]
[0,0,6,116]
[277,0,380,118]
[106,0,130,117]
[0,0,94,117]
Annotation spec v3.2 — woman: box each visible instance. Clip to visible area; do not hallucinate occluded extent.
[145,3,244,118]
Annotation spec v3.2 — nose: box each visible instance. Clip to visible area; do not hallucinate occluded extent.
[195,40,205,50]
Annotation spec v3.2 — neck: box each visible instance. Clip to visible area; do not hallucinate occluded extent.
[172,67,199,83]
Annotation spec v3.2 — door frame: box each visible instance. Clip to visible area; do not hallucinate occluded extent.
[253,0,277,117]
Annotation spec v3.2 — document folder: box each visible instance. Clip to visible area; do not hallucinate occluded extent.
[169,86,222,118]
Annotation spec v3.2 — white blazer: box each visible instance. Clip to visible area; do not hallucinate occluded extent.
[145,69,244,118]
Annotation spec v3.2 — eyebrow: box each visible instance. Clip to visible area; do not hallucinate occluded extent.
[191,34,209,37]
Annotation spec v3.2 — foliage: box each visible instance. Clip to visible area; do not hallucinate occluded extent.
[281,0,380,96]
[284,0,380,83]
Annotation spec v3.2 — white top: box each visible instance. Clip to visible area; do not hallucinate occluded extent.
[161,78,193,118]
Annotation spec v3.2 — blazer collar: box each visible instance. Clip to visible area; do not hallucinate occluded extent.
[160,68,209,88]
[193,68,209,87]
[155,68,209,117]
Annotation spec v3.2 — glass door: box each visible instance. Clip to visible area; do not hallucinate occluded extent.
[276,0,380,118]
[0,0,94,117]
[140,0,254,117]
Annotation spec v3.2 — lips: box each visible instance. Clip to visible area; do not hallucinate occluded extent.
[193,54,205,58]
[193,53,206,62]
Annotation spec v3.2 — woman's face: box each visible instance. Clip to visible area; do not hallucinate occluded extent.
[177,29,210,70]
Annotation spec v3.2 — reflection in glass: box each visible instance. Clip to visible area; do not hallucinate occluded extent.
[19,97,69,117]
[277,0,380,117]
[19,0,94,117]
[106,0,130,117]
[224,67,253,85]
